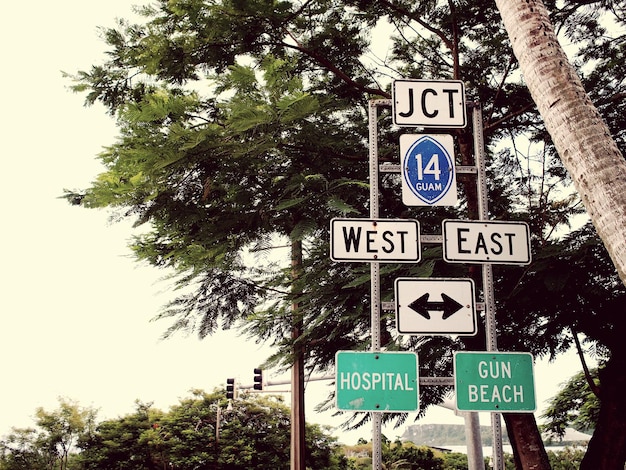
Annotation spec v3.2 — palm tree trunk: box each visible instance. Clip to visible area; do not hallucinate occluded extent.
[495,1,626,468]
[495,0,626,287]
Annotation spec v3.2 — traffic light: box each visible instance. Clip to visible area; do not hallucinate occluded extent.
[226,378,236,399]
[253,368,263,390]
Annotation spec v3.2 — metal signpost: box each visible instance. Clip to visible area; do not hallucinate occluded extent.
[367,99,386,468]
[336,351,419,412]
[328,80,535,470]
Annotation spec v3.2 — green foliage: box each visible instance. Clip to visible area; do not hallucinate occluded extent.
[546,446,586,470]
[0,428,51,470]
[77,401,164,470]
[342,440,452,470]
[440,452,469,470]
[541,369,600,439]
[1,393,348,470]
[76,391,348,470]
[0,398,97,470]
[383,440,445,469]
[340,439,585,469]
[64,1,626,461]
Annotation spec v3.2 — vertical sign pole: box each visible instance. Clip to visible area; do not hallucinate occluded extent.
[472,102,505,469]
[368,99,387,470]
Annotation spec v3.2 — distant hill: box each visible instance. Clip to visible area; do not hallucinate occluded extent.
[401,424,591,447]
[401,424,510,446]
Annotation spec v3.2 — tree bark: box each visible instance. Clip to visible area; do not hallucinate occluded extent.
[503,413,550,470]
[494,0,626,287]
[580,346,626,469]
[495,1,626,468]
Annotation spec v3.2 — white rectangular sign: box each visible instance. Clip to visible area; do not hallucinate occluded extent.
[330,218,420,262]
[442,220,532,265]
[392,79,466,128]
[395,278,477,336]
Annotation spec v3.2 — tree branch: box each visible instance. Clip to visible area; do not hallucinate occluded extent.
[282,42,390,98]
[571,326,601,398]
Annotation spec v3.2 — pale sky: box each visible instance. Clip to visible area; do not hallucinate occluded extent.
[0,0,589,446]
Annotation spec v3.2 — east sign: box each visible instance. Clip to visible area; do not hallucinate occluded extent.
[442,219,532,265]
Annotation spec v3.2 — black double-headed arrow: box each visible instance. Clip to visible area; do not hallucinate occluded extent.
[407,293,463,320]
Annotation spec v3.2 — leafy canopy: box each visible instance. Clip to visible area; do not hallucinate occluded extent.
[64,0,626,431]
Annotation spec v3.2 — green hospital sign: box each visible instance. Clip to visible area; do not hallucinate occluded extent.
[454,352,536,412]
[335,351,419,412]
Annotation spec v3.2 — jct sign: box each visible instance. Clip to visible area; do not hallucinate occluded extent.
[454,352,536,412]
[392,79,466,128]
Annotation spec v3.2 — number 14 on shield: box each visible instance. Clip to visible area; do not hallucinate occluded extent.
[400,134,458,207]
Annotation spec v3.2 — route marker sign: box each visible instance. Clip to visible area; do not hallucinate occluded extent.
[442,220,532,265]
[395,278,477,336]
[335,351,419,412]
[454,352,536,412]
[400,134,458,206]
[330,218,420,262]
[392,79,466,127]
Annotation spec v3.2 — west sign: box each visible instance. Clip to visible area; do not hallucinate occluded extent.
[330,218,421,262]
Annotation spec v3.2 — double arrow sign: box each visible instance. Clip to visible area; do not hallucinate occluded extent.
[409,293,463,321]
[330,218,530,336]
[395,278,476,336]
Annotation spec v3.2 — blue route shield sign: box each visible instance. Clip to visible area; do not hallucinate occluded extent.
[400,134,458,206]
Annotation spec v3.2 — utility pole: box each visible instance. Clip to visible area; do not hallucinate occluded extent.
[290,239,306,470]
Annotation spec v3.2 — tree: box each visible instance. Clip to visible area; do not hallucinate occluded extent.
[64,1,626,468]
[32,398,97,470]
[382,440,445,469]
[541,369,600,439]
[0,398,97,470]
[494,1,626,467]
[547,447,586,470]
[0,428,50,470]
[76,390,349,470]
[0,393,347,470]
[342,439,450,469]
[495,0,626,286]
[78,400,166,470]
